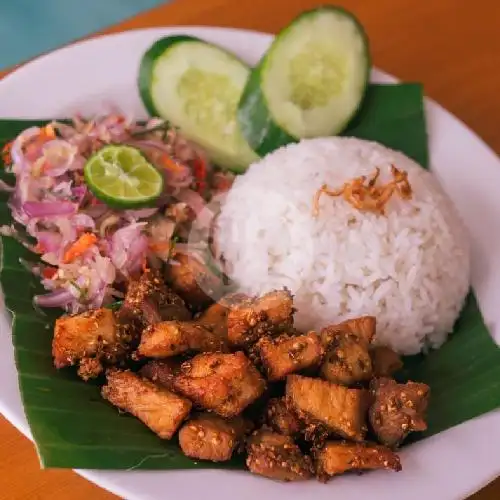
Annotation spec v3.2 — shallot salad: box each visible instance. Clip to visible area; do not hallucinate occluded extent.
[0,114,235,313]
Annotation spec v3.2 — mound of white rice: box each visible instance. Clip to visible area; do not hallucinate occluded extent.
[215,137,470,355]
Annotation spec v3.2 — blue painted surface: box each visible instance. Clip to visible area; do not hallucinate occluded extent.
[0,0,168,70]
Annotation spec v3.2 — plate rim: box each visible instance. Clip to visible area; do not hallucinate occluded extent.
[0,25,499,500]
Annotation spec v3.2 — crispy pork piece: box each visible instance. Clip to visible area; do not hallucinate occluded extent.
[257,332,323,381]
[173,352,266,417]
[77,357,105,380]
[370,346,403,377]
[195,302,229,339]
[369,377,430,448]
[137,320,229,358]
[265,398,302,436]
[139,359,182,391]
[227,289,294,347]
[286,375,368,442]
[179,413,251,462]
[165,252,222,310]
[122,269,190,321]
[117,269,191,343]
[219,292,250,306]
[337,316,376,343]
[315,441,402,481]
[195,293,249,342]
[53,308,118,376]
[101,369,191,439]
[246,429,313,481]
[320,317,376,386]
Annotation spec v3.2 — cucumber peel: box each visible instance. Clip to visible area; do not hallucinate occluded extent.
[138,35,258,172]
[238,6,371,156]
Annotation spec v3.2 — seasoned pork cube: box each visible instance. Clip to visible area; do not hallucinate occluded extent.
[265,398,302,436]
[220,292,250,305]
[336,316,376,343]
[53,308,118,369]
[369,377,430,448]
[121,269,190,321]
[101,369,191,439]
[139,359,182,391]
[173,352,266,417]
[165,252,222,310]
[117,269,190,342]
[227,289,294,347]
[179,413,250,462]
[286,375,368,441]
[137,320,228,358]
[370,346,403,377]
[246,430,313,482]
[319,317,375,386]
[195,302,229,339]
[77,357,105,381]
[257,332,323,381]
[320,325,373,386]
[315,441,401,482]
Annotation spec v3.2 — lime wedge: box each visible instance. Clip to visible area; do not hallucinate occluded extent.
[84,145,163,208]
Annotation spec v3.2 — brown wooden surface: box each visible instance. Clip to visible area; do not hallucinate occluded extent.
[0,0,499,498]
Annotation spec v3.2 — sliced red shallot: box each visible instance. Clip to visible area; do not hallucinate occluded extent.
[34,288,74,308]
[22,201,76,218]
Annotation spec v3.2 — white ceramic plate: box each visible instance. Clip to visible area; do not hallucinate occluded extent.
[0,26,499,500]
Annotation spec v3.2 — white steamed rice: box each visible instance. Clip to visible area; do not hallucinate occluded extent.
[214,137,471,355]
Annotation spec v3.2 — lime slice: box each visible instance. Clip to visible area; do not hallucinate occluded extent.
[84,145,164,208]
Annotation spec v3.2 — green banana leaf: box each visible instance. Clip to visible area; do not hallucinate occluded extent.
[1,83,499,470]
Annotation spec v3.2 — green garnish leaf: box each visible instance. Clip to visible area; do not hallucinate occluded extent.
[343,83,428,167]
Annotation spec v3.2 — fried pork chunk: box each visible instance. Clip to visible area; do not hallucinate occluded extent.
[117,269,191,342]
[194,294,249,340]
[139,359,181,391]
[101,369,191,439]
[52,308,118,379]
[320,317,375,386]
[286,375,368,442]
[227,289,294,347]
[179,413,251,462]
[165,252,222,310]
[265,398,302,437]
[257,332,323,381]
[137,320,229,358]
[195,302,229,340]
[369,377,430,448]
[315,441,401,482]
[78,357,106,381]
[246,430,313,482]
[173,352,266,417]
[370,346,403,377]
[338,316,377,342]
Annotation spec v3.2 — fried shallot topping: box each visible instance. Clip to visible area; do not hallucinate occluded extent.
[313,165,412,217]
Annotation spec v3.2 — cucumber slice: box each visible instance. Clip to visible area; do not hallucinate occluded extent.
[238,7,370,156]
[139,35,258,172]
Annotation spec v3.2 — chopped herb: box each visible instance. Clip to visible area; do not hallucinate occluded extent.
[131,121,171,137]
[107,300,123,311]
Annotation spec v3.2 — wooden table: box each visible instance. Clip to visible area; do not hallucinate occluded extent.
[0,0,499,498]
